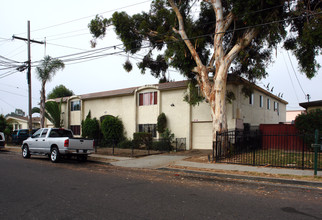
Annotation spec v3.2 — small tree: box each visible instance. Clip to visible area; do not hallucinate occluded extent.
[101,115,124,145]
[47,85,74,99]
[0,114,13,141]
[82,111,100,139]
[295,109,322,134]
[157,112,167,134]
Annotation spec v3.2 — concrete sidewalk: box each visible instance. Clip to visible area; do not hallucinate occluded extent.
[89,153,322,188]
[89,153,322,177]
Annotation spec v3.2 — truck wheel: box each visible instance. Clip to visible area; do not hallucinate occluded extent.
[22,145,30,158]
[50,147,60,163]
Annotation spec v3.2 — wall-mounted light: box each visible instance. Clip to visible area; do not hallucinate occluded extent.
[171,103,175,107]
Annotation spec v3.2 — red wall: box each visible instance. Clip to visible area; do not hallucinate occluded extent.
[259,124,305,150]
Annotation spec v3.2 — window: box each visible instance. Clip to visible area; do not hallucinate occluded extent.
[139,92,157,106]
[32,129,42,138]
[249,93,254,105]
[71,100,81,111]
[49,129,73,138]
[274,101,279,115]
[138,124,157,137]
[70,125,80,135]
[259,95,263,108]
[267,98,271,110]
[41,129,48,137]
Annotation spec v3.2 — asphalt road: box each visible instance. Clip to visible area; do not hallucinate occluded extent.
[0,150,321,220]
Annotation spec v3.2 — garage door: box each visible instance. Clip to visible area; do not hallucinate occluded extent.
[192,122,213,150]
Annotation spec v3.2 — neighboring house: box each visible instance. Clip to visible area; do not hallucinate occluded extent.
[49,75,287,150]
[6,115,40,130]
[299,100,322,112]
[286,110,304,124]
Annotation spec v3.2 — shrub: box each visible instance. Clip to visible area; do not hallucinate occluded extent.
[118,139,133,149]
[152,139,173,151]
[157,113,167,134]
[101,115,125,145]
[295,109,322,146]
[82,111,100,139]
[133,132,152,149]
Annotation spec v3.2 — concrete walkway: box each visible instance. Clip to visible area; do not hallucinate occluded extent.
[89,154,321,177]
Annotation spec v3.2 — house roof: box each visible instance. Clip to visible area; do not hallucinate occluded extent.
[299,100,322,109]
[6,115,40,123]
[51,76,286,103]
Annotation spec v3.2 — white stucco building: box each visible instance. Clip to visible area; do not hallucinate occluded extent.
[48,75,287,150]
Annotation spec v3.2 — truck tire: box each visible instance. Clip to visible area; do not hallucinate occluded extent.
[22,145,30,158]
[50,147,60,163]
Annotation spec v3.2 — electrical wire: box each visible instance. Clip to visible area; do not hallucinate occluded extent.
[282,51,299,103]
[286,50,306,97]
[15,0,153,35]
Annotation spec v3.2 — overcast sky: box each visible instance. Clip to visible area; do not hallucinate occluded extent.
[0,0,321,116]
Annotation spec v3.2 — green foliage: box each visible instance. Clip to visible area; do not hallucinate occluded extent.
[183,81,204,106]
[117,139,133,149]
[47,85,74,99]
[295,109,322,135]
[101,115,125,145]
[36,56,65,83]
[153,128,175,151]
[226,91,236,104]
[133,132,152,149]
[81,111,100,139]
[32,100,62,128]
[0,114,13,139]
[89,0,321,83]
[0,114,7,132]
[157,113,167,134]
[123,60,133,72]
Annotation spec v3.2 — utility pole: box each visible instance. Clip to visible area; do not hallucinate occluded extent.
[13,21,44,135]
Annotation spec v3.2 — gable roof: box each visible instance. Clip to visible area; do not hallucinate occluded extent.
[51,76,286,103]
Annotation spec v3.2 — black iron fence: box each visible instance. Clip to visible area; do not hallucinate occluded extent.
[96,138,186,157]
[214,129,322,170]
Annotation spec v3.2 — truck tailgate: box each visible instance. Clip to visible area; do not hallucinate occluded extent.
[68,138,94,150]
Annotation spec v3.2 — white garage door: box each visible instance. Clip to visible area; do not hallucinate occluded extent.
[192,122,213,150]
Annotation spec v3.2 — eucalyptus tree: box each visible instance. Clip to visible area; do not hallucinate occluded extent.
[35,56,65,128]
[89,0,321,141]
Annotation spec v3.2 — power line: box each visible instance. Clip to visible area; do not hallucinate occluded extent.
[286,50,306,97]
[15,0,153,35]
[282,51,299,103]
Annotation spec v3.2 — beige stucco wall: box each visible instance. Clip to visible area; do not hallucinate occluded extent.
[160,89,191,148]
[137,88,159,126]
[83,95,136,139]
[234,85,286,126]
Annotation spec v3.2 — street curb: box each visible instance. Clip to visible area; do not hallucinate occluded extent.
[158,167,322,189]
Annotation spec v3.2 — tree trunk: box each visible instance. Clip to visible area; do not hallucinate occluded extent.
[40,81,46,128]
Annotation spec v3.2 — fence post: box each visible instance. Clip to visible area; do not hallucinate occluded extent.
[314,129,319,176]
[302,133,305,170]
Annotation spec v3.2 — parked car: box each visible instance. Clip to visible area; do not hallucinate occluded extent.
[12,129,38,145]
[22,128,94,162]
[0,132,5,149]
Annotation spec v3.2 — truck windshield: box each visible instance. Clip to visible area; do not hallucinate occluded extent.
[49,129,73,138]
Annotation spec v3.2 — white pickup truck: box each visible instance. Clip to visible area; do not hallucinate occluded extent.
[22,128,94,163]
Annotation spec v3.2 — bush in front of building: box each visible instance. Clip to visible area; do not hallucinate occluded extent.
[133,132,152,149]
[82,111,100,139]
[101,115,125,146]
[157,112,167,134]
[117,139,133,149]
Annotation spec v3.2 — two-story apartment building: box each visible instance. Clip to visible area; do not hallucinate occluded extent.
[48,75,287,150]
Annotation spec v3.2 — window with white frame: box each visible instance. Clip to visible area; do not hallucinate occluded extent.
[71,100,81,111]
[139,92,157,106]
[267,98,271,110]
[259,95,263,108]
